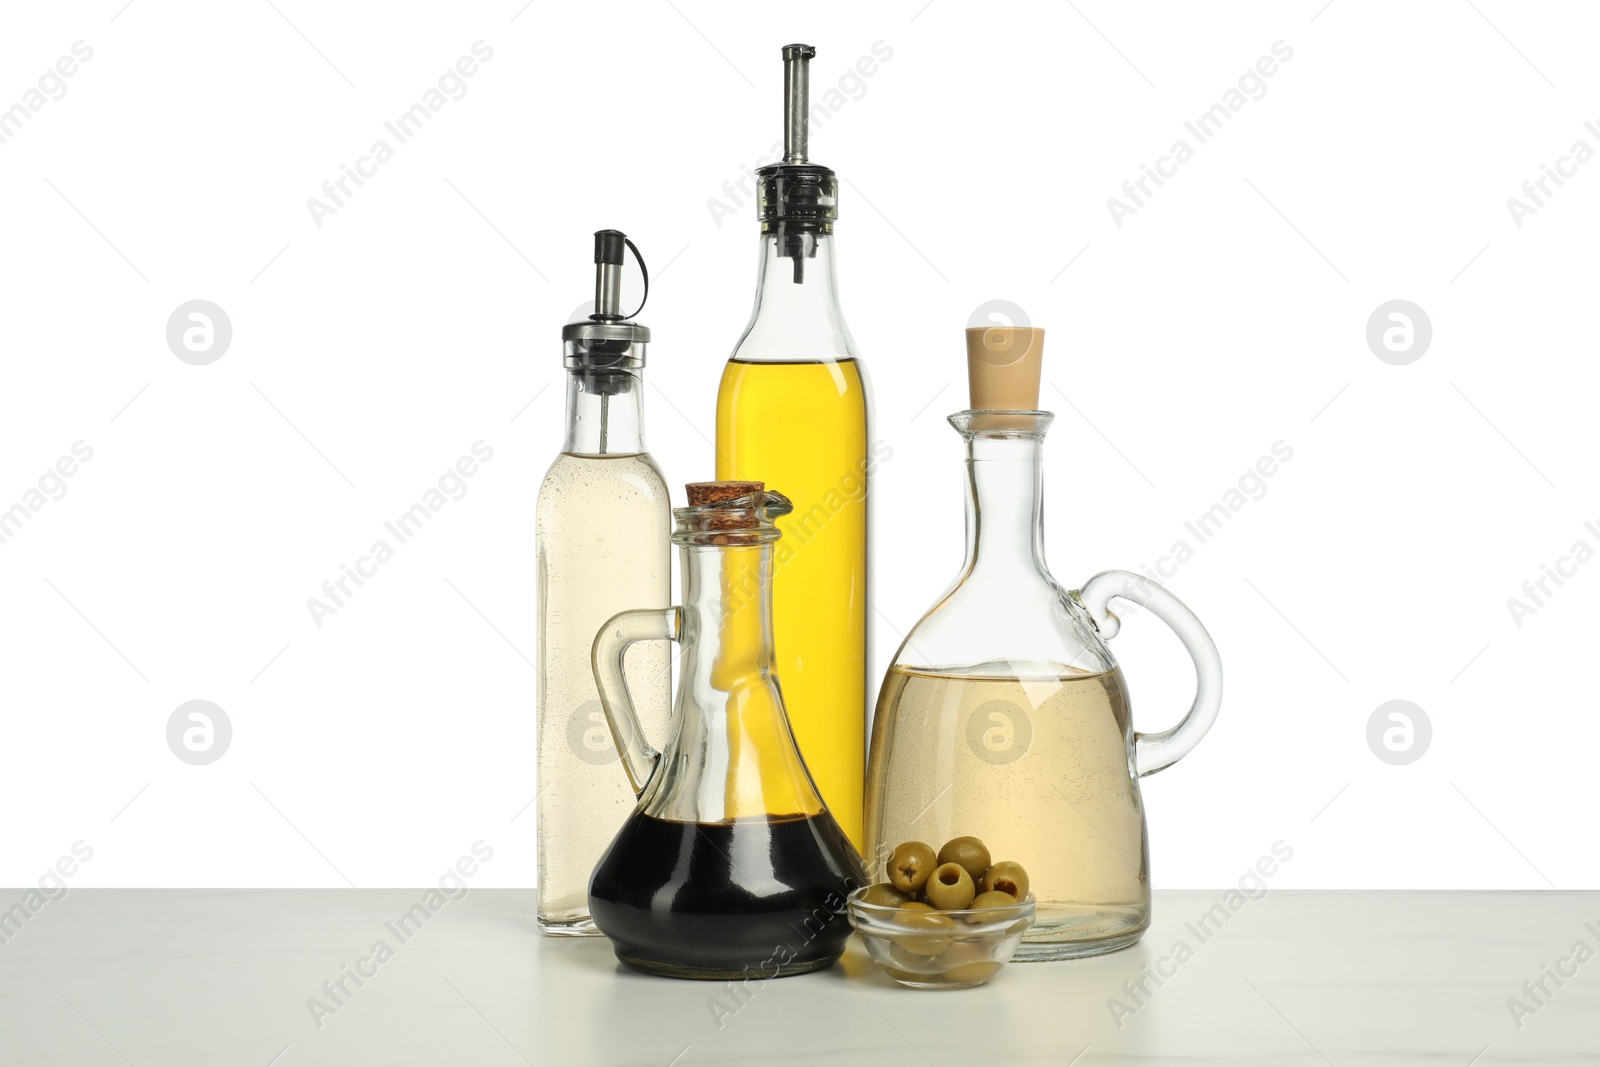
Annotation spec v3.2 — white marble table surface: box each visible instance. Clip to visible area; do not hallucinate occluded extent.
[0,889,1595,1066]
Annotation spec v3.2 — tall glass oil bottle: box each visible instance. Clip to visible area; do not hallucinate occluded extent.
[715,45,870,849]
[536,230,671,935]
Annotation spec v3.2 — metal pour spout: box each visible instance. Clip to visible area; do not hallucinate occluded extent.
[782,43,814,165]
[592,228,626,321]
[562,229,651,399]
[755,44,837,286]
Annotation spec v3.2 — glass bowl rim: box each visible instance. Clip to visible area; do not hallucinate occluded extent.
[846,885,1037,923]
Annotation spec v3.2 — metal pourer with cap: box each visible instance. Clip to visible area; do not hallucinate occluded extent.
[715,44,872,852]
[759,43,837,285]
[562,228,651,404]
[536,229,671,937]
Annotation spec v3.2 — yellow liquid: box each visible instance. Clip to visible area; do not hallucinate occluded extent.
[716,357,868,849]
[712,544,822,821]
[866,664,1150,957]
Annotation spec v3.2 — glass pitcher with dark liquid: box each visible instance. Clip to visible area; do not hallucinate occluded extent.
[588,481,866,979]
[864,326,1222,961]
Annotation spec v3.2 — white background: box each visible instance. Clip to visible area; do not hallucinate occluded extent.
[1,0,1593,891]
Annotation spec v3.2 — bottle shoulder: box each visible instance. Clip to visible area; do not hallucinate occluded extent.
[890,574,1116,677]
[727,311,864,369]
[717,354,871,403]
[724,351,865,367]
[536,452,672,512]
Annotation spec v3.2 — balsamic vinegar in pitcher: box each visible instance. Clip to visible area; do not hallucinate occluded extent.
[588,482,866,979]
[589,813,860,977]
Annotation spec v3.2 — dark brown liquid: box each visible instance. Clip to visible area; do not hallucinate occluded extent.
[588,812,866,980]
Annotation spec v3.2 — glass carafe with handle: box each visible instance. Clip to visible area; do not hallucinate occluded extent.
[864,326,1222,961]
[587,481,866,980]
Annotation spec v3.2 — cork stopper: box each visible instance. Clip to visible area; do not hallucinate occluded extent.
[965,327,1045,410]
[686,480,763,506]
[685,481,766,531]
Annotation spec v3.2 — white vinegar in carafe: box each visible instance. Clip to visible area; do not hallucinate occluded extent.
[865,663,1149,957]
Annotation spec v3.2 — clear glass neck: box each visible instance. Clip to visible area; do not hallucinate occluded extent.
[951,411,1054,584]
[562,368,646,455]
[875,409,1115,679]
[678,542,776,691]
[642,539,824,823]
[733,231,856,361]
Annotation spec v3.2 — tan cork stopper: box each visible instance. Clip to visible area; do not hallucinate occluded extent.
[686,480,764,506]
[685,480,765,531]
[965,327,1045,410]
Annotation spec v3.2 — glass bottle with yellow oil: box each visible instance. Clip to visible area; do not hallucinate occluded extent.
[715,44,873,850]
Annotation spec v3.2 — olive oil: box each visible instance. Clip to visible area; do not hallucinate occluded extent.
[866,664,1150,955]
[716,357,868,848]
[715,44,871,849]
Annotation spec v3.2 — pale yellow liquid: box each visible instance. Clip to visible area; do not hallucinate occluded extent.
[535,452,671,932]
[866,664,1149,958]
[715,358,868,849]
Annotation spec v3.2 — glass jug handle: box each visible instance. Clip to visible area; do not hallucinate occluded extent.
[590,607,681,797]
[1075,570,1222,778]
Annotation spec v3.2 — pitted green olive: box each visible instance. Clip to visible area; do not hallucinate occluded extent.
[860,883,912,908]
[981,860,1029,901]
[887,841,937,893]
[924,862,976,910]
[893,901,954,955]
[969,889,1018,911]
[936,837,991,882]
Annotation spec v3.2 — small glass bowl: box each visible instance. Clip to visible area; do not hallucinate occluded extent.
[847,886,1036,989]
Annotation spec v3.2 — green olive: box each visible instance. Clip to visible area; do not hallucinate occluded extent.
[981,860,1029,901]
[885,939,942,972]
[887,841,937,894]
[893,901,954,955]
[935,940,1001,985]
[860,883,912,908]
[935,940,988,966]
[969,889,1018,910]
[965,890,1018,923]
[942,960,1001,984]
[924,862,976,910]
[936,836,991,882]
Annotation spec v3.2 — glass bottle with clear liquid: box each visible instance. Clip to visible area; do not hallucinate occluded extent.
[536,231,671,935]
[865,326,1223,960]
[716,45,871,850]
[587,482,866,979]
